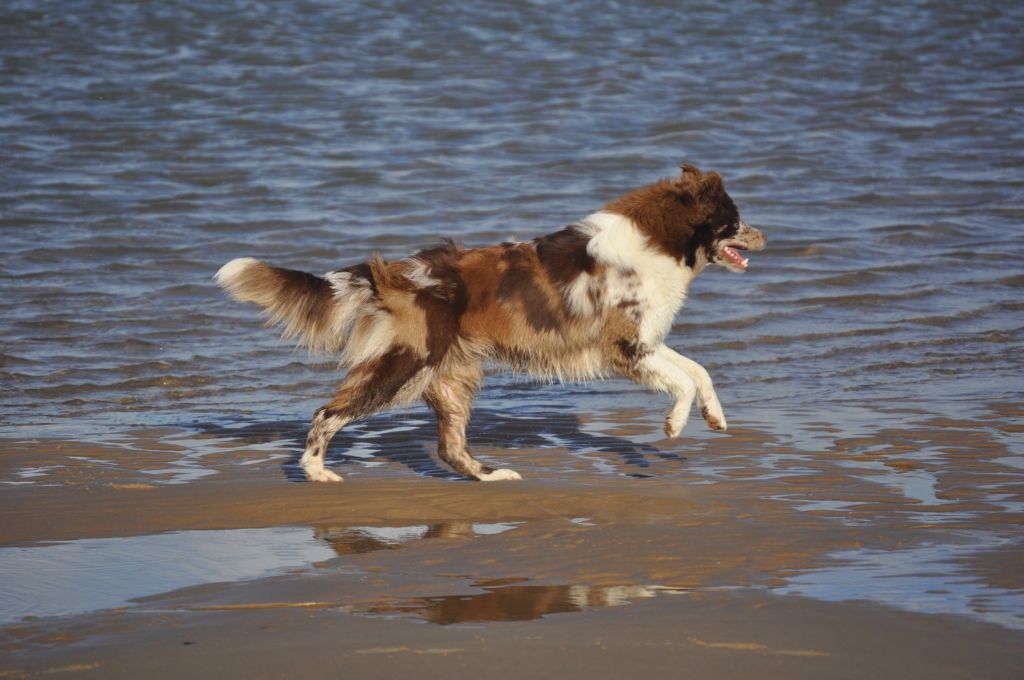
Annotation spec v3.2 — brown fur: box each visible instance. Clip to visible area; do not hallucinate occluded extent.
[216,165,765,482]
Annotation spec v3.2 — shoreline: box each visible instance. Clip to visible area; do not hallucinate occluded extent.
[2,413,1022,677]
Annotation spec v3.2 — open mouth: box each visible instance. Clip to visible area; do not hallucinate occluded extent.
[717,242,749,271]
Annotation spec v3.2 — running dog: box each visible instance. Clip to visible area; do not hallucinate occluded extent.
[216,164,766,482]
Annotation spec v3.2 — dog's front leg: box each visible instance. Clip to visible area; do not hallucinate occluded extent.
[661,347,727,431]
[632,345,699,438]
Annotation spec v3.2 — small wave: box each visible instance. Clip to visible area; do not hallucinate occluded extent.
[797,288,939,308]
[869,221,972,241]
[759,270,886,292]
[992,274,1024,287]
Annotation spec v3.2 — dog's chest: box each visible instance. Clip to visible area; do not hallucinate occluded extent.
[605,259,693,345]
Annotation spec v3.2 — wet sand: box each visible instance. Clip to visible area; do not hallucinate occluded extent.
[4,587,1022,680]
[2,407,1022,678]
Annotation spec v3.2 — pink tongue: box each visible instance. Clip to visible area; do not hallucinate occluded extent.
[723,246,748,269]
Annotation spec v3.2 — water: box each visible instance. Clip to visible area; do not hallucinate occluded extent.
[1,0,1023,633]
[0,522,521,623]
[2,0,1021,437]
[0,527,336,623]
[780,532,1024,630]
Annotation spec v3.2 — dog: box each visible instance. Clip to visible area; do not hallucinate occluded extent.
[216,164,766,482]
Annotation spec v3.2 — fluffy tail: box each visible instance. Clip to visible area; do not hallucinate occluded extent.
[215,257,378,355]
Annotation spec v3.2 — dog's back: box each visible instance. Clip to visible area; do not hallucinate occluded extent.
[218,231,608,380]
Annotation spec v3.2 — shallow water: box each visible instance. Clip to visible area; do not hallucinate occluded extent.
[0,527,336,623]
[780,533,1024,630]
[0,522,524,624]
[1,0,1023,639]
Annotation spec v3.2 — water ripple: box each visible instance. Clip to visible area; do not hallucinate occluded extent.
[1,0,1021,442]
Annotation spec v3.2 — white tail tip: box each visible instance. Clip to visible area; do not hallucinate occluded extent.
[215,257,261,286]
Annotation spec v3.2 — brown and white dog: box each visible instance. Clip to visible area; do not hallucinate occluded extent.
[216,164,766,482]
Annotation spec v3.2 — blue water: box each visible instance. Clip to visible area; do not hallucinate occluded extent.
[2,0,1021,438]
[0,527,336,623]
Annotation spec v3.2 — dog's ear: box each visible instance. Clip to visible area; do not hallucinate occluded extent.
[669,164,702,204]
[680,163,701,178]
[698,171,724,206]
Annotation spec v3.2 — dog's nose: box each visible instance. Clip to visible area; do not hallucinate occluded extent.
[740,221,766,249]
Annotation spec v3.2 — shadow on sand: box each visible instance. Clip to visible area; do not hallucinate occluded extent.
[188,406,683,482]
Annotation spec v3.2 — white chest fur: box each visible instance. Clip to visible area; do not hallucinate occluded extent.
[569,211,697,346]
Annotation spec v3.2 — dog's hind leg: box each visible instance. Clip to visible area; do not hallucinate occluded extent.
[300,408,349,482]
[300,346,429,482]
[424,369,521,481]
[661,348,727,431]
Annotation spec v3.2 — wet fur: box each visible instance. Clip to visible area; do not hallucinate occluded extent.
[216,165,766,482]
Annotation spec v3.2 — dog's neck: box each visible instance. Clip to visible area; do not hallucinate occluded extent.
[580,210,703,286]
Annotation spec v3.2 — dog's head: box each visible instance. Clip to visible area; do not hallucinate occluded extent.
[606,164,766,272]
[676,164,766,273]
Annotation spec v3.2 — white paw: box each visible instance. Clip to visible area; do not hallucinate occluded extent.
[301,454,344,482]
[664,411,689,438]
[307,468,343,482]
[478,468,522,481]
[701,401,728,431]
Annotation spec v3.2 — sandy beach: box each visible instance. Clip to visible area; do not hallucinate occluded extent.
[3,404,1022,678]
